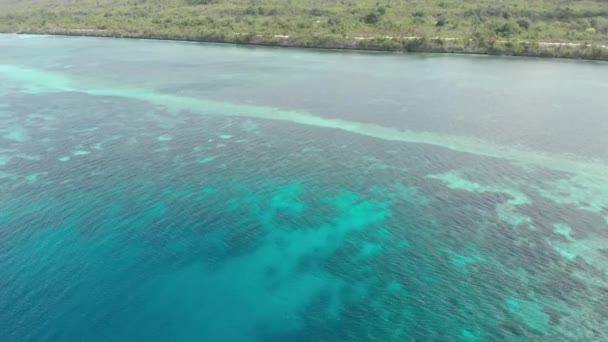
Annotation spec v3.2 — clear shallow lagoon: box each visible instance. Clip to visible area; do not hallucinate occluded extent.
[1,34,608,341]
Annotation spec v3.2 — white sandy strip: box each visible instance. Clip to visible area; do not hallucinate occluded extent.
[1,64,608,182]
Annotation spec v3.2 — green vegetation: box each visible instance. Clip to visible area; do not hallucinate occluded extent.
[1,0,607,59]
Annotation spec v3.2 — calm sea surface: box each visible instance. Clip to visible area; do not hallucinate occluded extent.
[1,34,608,341]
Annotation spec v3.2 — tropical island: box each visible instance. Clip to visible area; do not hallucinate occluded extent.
[1,0,607,60]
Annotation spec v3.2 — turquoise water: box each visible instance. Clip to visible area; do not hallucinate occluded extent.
[1,34,608,341]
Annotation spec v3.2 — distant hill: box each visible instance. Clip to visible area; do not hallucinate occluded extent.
[1,0,607,59]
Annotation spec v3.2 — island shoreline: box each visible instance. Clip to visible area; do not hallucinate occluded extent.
[3,30,608,62]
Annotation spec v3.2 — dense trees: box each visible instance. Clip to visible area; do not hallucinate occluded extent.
[0,0,606,59]
[516,19,531,30]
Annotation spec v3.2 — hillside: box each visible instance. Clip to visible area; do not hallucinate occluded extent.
[1,0,608,59]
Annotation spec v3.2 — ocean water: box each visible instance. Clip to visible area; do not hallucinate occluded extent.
[1,34,608,341]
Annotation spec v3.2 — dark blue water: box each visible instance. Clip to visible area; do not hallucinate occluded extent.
[1,34,608,341]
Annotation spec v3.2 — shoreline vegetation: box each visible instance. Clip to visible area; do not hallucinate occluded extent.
[1,0,608,60]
